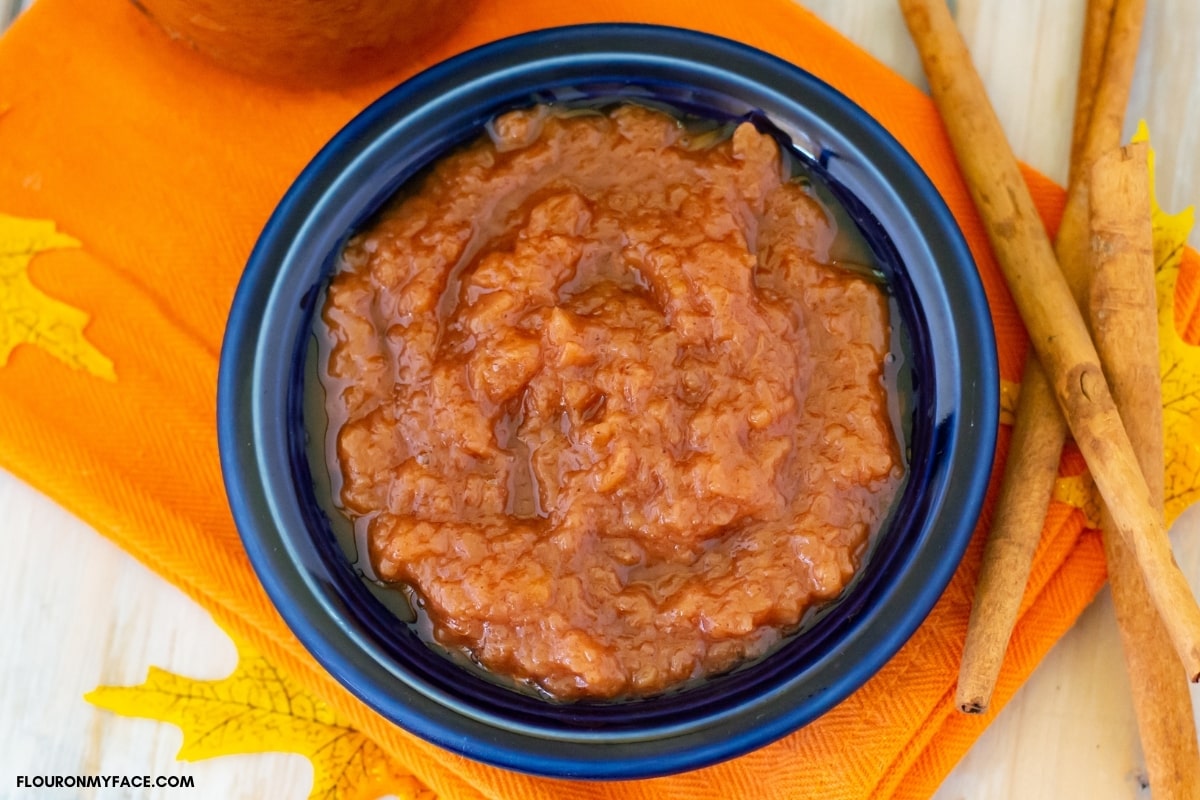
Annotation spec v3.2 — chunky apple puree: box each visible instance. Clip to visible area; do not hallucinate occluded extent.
[319,105,902,699]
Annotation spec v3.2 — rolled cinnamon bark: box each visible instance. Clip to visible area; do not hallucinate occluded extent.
[898,0,1200,681]
[1089,142,1200,800]
[1057,0,1148,305]
[1069,0,1117,187]
[954,0,1146,713]
[956,360,1063,714]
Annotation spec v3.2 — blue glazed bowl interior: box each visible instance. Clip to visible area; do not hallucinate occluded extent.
[218,24,998,780]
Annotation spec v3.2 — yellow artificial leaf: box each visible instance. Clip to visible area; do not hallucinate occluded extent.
[1049,124,1200,528]
[1053,472,1103,529]
[0,213,115,380]
[1139,125,1200,526]
[85,636,435,800]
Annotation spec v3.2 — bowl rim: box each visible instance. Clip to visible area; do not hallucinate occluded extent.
[218,22,999,779]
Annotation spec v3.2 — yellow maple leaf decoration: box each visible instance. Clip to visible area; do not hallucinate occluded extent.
[85,636,435,800]
[1052,469,1105,530]
[1051,124,1199,529]
[0,213,115,380]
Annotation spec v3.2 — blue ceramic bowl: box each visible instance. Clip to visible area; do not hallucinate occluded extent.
[218,24,997,779]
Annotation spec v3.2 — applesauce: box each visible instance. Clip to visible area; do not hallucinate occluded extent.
[316,104,903,700]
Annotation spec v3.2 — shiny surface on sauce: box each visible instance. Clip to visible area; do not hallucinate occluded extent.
[320,106,901,699]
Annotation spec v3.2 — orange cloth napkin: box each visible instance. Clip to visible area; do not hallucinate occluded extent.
[2,1,1196,798]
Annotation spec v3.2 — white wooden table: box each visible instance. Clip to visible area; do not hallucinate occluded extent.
[2,1,1199,798]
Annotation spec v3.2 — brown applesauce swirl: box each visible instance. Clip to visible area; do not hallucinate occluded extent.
[319,105,902,699]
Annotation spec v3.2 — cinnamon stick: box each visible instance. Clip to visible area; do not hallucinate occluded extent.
[1057,0,1147,305]
[956,361,1063,713]
[898,0,1200,681]
[1069,0,1117,187]
[955,0,1145,713]
[1089,143,1200,800]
